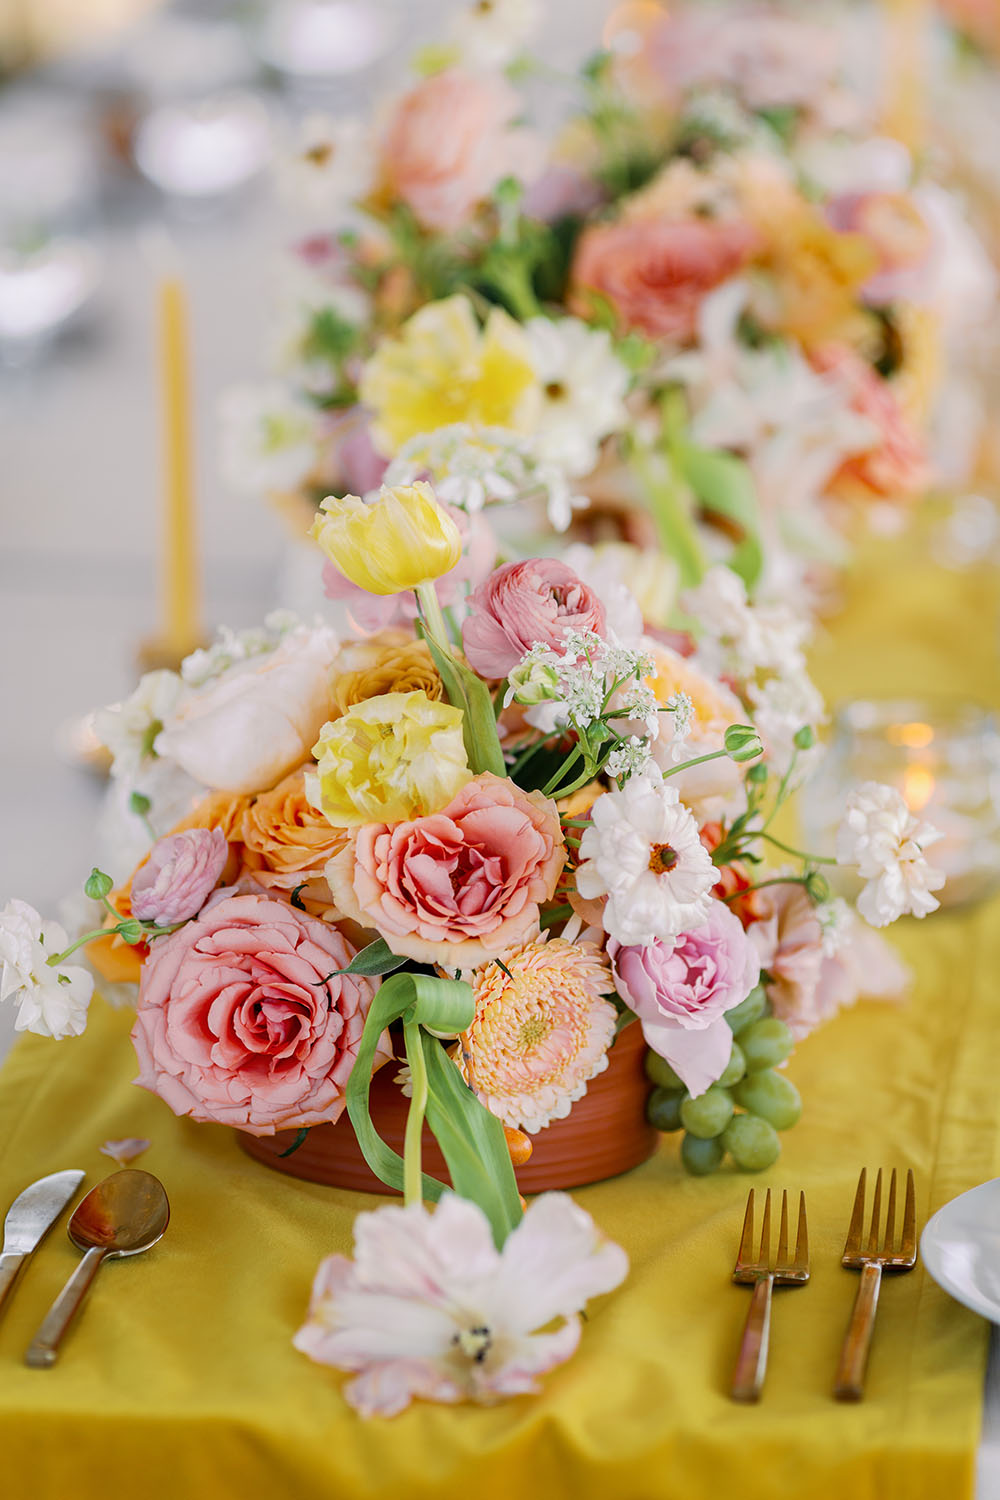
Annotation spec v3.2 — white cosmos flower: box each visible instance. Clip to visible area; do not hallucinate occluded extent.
[218,381,321,497]
[0,900,93,1039]
[836,781,946,926]
[446,0,540,69]
[281,113,373,219]
[524,317,629,477]
[293,1191,627,1416]
[94,669,184,781]
[576,766,716,946]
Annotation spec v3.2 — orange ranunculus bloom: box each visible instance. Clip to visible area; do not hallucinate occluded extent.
[240,769,348,905]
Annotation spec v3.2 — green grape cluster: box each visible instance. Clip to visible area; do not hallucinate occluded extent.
[644,986,800,1176]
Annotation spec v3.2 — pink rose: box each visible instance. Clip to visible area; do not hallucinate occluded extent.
[461,558,606,679]
[323,505,495,635]
[131,827,228,924]
[379,69,534,234]
[327,772,565,969]
[569,218,757,344]
[132,892,386,1136]
[812,343,928,503]
[610,902,761,1096]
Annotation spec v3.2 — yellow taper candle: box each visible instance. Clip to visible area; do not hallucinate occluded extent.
[883,0,931,153]
[157,272,201,660]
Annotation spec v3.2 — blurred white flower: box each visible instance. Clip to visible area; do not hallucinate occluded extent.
[837,781,945,926]
[280,113,372,219]
[218,381,321,497]
[446,0,540,69]
[95,670,184,781]
[524,317,629,476]
[0,900,93,1040]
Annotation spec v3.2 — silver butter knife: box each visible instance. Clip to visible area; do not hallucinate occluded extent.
[0,1170,85,1319]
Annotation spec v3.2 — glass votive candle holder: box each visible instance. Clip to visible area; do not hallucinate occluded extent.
[801,698,1000,910]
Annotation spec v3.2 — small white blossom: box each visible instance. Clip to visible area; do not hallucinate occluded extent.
[605,737,652,782]
[218,381,321,498]
[837,782,946,927]
[280,113,373,219]
[180,612,301,688]
[94,670,184,781]
[524,317,630,477]
[816,897,853,957]
[0,900,93,1039]
[746,671,825,776]
[576,766,716,946]
[665,691,695,739]
[446,0,540,68]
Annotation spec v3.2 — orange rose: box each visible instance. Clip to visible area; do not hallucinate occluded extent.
[241,769,348,908]
[329,633,442,719]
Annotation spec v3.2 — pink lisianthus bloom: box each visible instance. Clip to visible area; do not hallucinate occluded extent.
[378,69,536,234]
[326,772,564,969]
[293,1191,628,1416]
[461,558,606,679]
[569,218,758,345]
[811,344,929,504]
[610,902,761,1096]
[323,505,495,634]
[131,892,388,1135]
[130,827,229,924]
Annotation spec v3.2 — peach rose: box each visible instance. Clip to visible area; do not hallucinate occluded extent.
[378,69,533,234]
[132,892,388,1135]
[569,217,757,344]
[327,773,564,968]
[240,769,348,904]
[812,343,928,503]
[328,634,442,719]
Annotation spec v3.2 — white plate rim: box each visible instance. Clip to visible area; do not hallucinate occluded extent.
[921,1177,1000,1324]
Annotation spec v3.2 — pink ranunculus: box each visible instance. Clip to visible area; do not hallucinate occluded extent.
[130,827,229,924]
[323,505,496,634]
[327,773,564,969]
[569,218,758,345]
[461,558,606,679]
[811,343,929,503]
[748,879,824,1038]
[610,902,761,1096]
[379,69,535,234]
[131,892,387,1136]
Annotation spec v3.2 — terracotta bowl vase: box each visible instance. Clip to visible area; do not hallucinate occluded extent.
[238,1022,659,1194]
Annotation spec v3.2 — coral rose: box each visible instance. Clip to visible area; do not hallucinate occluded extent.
[569,217,757,344]
[610,902,761,1096]
[132,892,387,1135]
[240,768,348,901]
[326,772,565,968]
[811,343,928,503]
[378,69,534,234]
[462,559,607,680]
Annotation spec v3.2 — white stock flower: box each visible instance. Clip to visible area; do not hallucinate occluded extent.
[746,670,825,776]
[293,1190,627,1416]
[280,113,372,219]
[95,670,184,781]
[560,542,645,650]
[0,900,93,1039]
[576,767,716,946]
[218,381,321,497]
[446,0,540,68]
[837,781,945,927]
[524,317,629,476]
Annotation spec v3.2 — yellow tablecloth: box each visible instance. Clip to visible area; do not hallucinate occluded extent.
[0,523,998,1500]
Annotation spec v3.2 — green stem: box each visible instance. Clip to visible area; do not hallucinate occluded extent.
[660,747,729,778]
[542,743,583,797]
[508,734,558,778]
[402,1017,430,1210]
[721,876,813,903]
[759,832,837,865]
[46,926,119,965]
[628,426,705,589]
[415,582,451,658]
[761,749,798,833]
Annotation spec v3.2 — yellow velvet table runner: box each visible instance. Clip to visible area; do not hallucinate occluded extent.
[0,522,997,1500]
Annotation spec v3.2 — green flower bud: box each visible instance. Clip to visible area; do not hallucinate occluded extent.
[724,724,764,763]
[118,919,145,945]
[129,790,153,818]
[793,725,816,750]
[508,659,560,707]
[84,868,113,901]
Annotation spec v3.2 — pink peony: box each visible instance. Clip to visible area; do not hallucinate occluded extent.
[326,772,565,969]
[131,891,386,1136]
[610,902,761,1096]
[130,827,229,924]
[379,69,534,234]
[812,343,928,503]
[569,217,757,345]
[323,505,495,635]
[461,558,606,679]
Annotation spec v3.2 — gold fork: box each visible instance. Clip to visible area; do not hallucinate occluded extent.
[834,1167,917,1401]
[731,1187,809,1403]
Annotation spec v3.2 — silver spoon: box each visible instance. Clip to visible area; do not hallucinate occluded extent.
[25,1170,170,1368]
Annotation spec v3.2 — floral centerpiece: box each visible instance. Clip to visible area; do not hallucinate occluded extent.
[0,476,942,1414]
[221,0,994,611]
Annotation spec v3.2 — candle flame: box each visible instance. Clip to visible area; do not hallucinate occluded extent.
[902,765,935,812]
[887,721,934,749]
